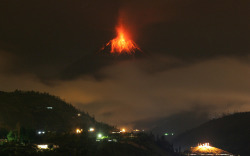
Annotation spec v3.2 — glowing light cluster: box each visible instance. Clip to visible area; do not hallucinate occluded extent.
[37,144,48,149]
[198,143,211,148]
[37,131,45,135]
[105,25,140,54]
[76,128,83,134]
[88,128,95,132]
[190,143,233,155]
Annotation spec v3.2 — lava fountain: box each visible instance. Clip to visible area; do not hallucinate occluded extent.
[104,24,141,54]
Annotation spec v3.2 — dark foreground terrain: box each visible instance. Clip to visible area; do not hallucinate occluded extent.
[0,90,176,156]
[174,112,250,156]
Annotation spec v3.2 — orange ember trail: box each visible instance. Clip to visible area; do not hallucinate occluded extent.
[105,25,140,54]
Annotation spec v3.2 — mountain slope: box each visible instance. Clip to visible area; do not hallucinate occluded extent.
[173,112,250,155]
[0,90,111,132]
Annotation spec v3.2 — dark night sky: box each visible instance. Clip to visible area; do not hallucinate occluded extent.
[0,0,250,130]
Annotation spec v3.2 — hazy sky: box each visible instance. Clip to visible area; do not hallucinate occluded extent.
[0,0,249,130]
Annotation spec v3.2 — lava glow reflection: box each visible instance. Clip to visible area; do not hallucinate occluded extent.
[106,25,140,54]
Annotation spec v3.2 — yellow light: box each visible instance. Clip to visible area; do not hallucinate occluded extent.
[198,143,211,148]
[121,128,126,132]
[190,143,233,155]
[89,128,95,132]
[76,128,83,134]
[37,144,48,149]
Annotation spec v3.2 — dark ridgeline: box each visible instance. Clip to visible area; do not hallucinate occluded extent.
[173,112,250,156]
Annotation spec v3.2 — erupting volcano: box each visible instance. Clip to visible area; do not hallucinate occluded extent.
[104,24,141,54]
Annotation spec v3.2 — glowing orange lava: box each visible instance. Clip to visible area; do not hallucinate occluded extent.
[105,25,140,54]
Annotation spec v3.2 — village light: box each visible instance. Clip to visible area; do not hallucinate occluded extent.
[188,143,233,155]
[164,132,174,136]
[198,143,211,148]
[37,131,45,135]
[37,144,48,149]
[97,133,102,138]
[76,128,83,134]
[89,128,95,132]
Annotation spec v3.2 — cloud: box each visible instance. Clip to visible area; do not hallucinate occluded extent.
[1,57,249,129]
[0,50,16,73]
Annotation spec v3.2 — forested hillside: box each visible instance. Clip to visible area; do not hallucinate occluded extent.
[0,90,112,132]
